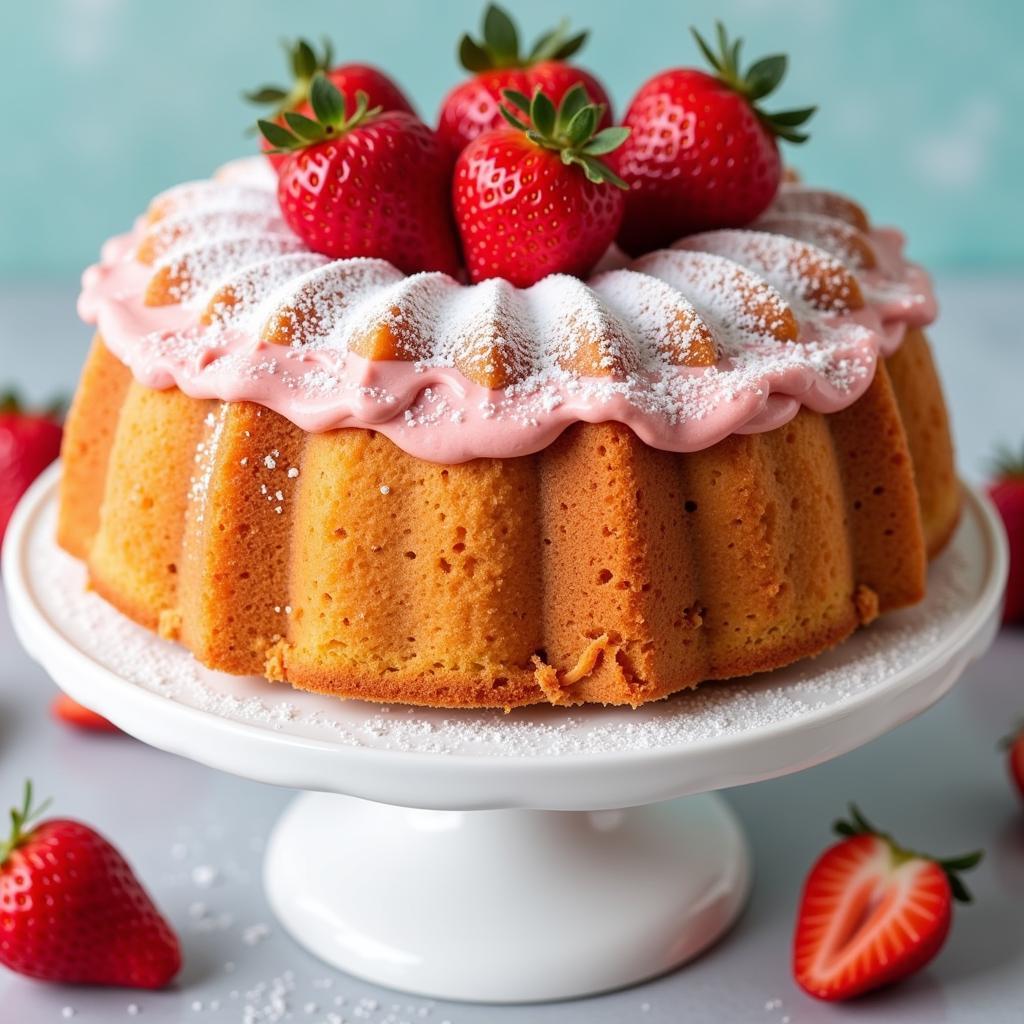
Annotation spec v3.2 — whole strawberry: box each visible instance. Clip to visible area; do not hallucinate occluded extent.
[0,392,62,545]
[438,4,612,156]
[454,85,628,286]
[259,76,459,275]
[247,38,414,170]
[0,782,180,988]
[613,23,816,255]
[988,443,1024,623]
[793,805,981,1001]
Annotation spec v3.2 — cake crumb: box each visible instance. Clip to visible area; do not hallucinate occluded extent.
[854,583,880,625]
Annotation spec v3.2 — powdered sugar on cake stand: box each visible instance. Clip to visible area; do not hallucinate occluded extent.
[3,466,1007,1002]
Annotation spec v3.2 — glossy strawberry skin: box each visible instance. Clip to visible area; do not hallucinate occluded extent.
[263,64,414,169]
[326,64,414,117]
[276,112,460,276]
[793,835,952,1001]
[438,62,612,156]
[0,820,180,988]
[988,477,1024,623]
[0,412,62,544]
[613,69,781,254]
[51,694,120,733]
[453,129,624,287]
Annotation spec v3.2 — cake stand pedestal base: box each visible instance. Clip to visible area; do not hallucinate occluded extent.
[264,791,750,1003]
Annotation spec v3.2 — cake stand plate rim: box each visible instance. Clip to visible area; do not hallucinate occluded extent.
[3,464,1007,811]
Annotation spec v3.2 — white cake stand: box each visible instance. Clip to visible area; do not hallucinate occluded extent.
[3,465,1007,1003]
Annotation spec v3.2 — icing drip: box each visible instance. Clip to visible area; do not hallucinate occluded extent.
[78,158,938,464]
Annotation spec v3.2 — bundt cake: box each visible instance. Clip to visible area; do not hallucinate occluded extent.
[57,156,958,709]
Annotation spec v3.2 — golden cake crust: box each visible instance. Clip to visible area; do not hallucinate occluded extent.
[57,328,959,709]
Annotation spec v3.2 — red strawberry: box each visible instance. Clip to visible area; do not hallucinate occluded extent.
[247,38,414,170]
[453,85,628,287]
[988,444,1024,623]
[1001,722,1024,800]
[259,76,459,276]
[438,4,612,156]
[0,393,62,545]
[613,23,816,255]
[0,782,180,988]
[52,694,120,733]
[793,805,982,1001]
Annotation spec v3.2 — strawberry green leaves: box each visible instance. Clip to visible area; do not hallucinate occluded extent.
[258,75,382,153]
[991,440,1024,480]
[245,37,335,121]
[691,21,817,144]
[459,3,589,73]
[1,780,51,865]
[499,84,629,187]
[833,803,984,904]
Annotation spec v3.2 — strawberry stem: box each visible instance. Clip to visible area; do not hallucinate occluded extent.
[244,37,335,122]
[458,4,588,73]
[990,441,1024,480]
[0,781,52,866]
[998,718,1024,750]
[0,390,65,421]
[499,84,629,187]
[691,21,816,144]
[833,803,983,903]
[258,74,382,153]
[0,389,20,415]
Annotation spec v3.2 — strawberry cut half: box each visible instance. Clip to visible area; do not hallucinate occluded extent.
[793,805,982,1001]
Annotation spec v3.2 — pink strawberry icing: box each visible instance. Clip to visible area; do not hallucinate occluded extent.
[77,158,937,464]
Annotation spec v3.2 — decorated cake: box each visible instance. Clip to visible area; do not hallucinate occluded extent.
[57,12,958,709]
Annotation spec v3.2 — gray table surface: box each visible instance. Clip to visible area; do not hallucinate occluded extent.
[1,277,1023,1023]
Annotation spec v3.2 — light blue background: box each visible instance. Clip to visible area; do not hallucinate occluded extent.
[3,0,1023,277]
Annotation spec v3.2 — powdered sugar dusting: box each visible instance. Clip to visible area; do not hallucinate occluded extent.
[153,234,304,306]
[79,159,938,464]
[674,229,862,313]
[754,211,878,271]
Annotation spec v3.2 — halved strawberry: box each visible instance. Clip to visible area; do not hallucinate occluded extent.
[793,805,982,1001]
[246,38,414,169]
